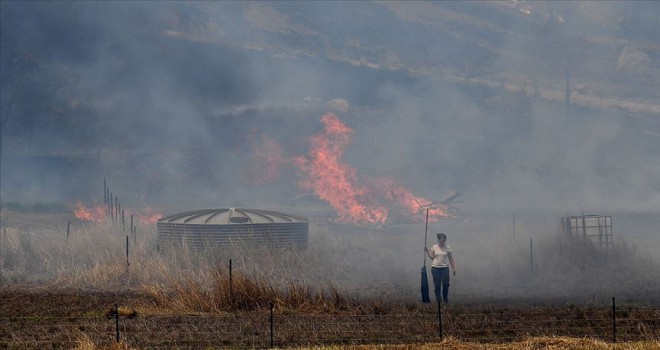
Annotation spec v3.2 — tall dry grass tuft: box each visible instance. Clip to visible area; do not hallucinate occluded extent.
[211,267,277,310]
[146,264,368,314]
[135,252,386,315]
[73,332,136,350]
[2,208,660,310]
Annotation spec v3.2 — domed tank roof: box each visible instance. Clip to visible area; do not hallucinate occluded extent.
[157,208,308,225]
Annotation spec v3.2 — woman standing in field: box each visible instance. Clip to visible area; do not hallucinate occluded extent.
[424,233,456,304]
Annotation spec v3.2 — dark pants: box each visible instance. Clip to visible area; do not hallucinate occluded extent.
[431,267,450,304]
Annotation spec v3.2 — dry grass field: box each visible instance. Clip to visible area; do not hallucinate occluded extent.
[1,208,659,349]
[3,2,659,348]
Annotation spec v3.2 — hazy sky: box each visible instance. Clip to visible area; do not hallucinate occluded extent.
[1,1,659,220]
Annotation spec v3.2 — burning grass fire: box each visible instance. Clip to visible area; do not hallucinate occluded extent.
[74,113,451,227]
[73,200,162,225]
[293,113,450,225]
[73,201,106,223]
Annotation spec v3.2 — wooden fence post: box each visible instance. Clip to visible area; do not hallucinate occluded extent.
[115,303,120,342]
[612,297,616,343]
[125,236,130,266]
[0,228,3,280]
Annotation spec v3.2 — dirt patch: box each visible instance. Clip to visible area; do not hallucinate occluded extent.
[0,288,155,317]
[1,288,658,349]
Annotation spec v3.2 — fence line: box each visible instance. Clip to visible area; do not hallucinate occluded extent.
[1,304,659,349]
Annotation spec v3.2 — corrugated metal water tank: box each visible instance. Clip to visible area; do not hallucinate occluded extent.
[157,208,308,248]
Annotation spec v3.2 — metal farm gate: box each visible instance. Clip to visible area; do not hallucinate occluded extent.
[561,215,614,250]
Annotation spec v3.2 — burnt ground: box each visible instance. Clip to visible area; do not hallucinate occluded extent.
[0,289,155,317]
[1,288,659,349]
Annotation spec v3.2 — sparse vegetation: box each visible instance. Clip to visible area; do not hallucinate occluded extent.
[1,209,659,348]
[2,1,659,348]
[2,208,660,304]
[0,201,68,214]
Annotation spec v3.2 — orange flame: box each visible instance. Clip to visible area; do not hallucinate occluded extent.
[135,207,163,225]
[294,113,449,225]
[73,200,162,225]
[73,201,106,223]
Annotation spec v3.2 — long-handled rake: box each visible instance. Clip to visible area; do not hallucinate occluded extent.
[420,208,430,303]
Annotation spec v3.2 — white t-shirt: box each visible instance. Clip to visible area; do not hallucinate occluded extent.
[431,244,452,268]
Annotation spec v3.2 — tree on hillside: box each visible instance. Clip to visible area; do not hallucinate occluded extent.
[533,4,585,111]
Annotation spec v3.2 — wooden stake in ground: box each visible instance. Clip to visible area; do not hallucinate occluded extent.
[0,228,3,280]
[125,235,130,266]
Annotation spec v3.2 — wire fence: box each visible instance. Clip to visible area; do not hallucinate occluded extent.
[1,300,658,349]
